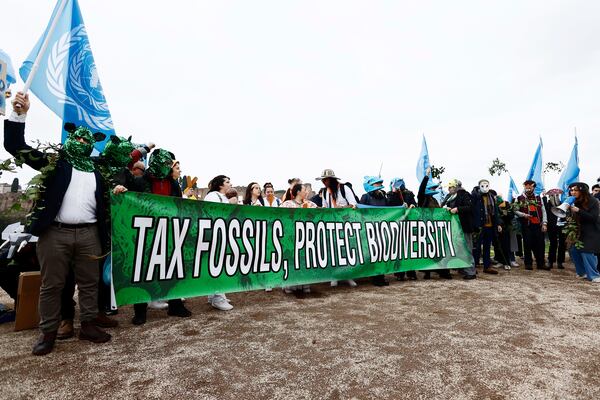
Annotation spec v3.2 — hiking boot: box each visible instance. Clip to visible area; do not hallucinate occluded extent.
[32,331,57,356]
[79,321,111,343]
[483,268,499,275]
[167,301,192,317]
[372,276,389,287]
[57,319,74,340]
[93,313,118,328]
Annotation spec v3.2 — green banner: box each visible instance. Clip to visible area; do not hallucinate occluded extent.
[111,192,472,306]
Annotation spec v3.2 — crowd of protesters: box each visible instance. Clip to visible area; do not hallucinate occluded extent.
[2,92,600,356]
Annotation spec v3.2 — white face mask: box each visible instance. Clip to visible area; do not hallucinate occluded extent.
[479,182,490,194]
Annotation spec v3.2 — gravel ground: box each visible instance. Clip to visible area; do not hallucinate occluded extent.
[1,263,600,400]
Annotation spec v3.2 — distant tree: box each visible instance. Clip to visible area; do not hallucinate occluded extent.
[544,161,564,174]
[488,158,508,176]
[430,165,445,180]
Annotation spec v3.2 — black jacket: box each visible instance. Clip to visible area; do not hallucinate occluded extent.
[359,190,388,206]
[575,197,600,253]
[471,187,501,229]
[4,120,108,249]
[441,189,474,233]
[386,189,416,207]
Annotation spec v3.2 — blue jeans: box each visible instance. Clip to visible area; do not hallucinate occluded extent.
[570,248,600,281]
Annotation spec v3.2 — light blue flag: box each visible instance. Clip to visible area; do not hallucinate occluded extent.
[0,49,17,84]
[416,135,431,181]
[19,0,114,151]
[556,137,580,200]
[507,175,520,203]
[1,49,16,115]
[525,137,544,195]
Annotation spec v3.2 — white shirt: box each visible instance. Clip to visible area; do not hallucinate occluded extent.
[322,185,357,208]
[263,197,281,207]
[55,169,97,224]
[204,191,229,203]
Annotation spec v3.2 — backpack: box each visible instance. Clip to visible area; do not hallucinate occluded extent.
[340,182,360,204]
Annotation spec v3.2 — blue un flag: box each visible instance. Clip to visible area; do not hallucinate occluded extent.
[19,0,115,151]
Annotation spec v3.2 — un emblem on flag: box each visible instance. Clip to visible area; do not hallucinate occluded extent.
[47,25,113,131]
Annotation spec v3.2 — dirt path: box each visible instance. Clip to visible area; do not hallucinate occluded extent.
[1,264,600,400]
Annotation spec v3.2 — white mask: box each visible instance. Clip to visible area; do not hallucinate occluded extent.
[479,181,490,194]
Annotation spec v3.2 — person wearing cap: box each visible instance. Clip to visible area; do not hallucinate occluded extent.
[417,173,452,279]
[360,176,390,286]
[515,180,548,270]
[4,93,112,355]
[441,179,476,280]
[566,182,600,282]
[315,169,358,288]
[387,178,417,281]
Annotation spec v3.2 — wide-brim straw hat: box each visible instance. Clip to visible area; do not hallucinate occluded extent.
[316,169,340,181]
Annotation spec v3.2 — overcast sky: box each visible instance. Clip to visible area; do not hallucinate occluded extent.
[2,0,599,196]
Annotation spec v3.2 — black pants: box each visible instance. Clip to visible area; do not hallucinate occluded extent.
[521,224,545,268]
[61,260,110,320]
[494,229,511,266]
[547,227,566,265]
[134,299,184,317]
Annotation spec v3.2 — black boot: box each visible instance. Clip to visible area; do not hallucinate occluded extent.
[132,303,147,325]
[372,275,389,287]
[395,272,405,281]
[423,271,431,280]
[32,331,57,356]
[557,263,564,269]
[407,271,417,280]
[167,299,192,317]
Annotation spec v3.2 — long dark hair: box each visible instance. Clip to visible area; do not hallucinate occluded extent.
[243,182,264,205]
[323,178,339,201]
[208,175,229,193]
[570,182,592,210]
[291,183,304,198]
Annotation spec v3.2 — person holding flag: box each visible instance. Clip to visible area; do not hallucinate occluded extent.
[4,93,112,355]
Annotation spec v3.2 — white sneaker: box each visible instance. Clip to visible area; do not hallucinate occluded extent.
[346,279,358,287]
[577,274,588,279]
[330,280,338,287]
[211,297,233,311]
[283,287,293,294]
[591,278,600,283]
[510,261,519,268]
[265,287,273,292]
[504,265,511,270]
[148,301,168,310]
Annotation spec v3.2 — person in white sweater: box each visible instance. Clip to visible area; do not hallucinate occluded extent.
[203,175,234,311]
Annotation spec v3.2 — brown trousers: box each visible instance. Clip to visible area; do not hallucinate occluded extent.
[36,225,101,333]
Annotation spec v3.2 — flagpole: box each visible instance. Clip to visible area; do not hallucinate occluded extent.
[21,0,70,94]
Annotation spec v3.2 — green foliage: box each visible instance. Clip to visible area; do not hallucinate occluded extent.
[430,165,445,180]
[544,161,564,174]
[564,216,584,249]
[488,158,508,176]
